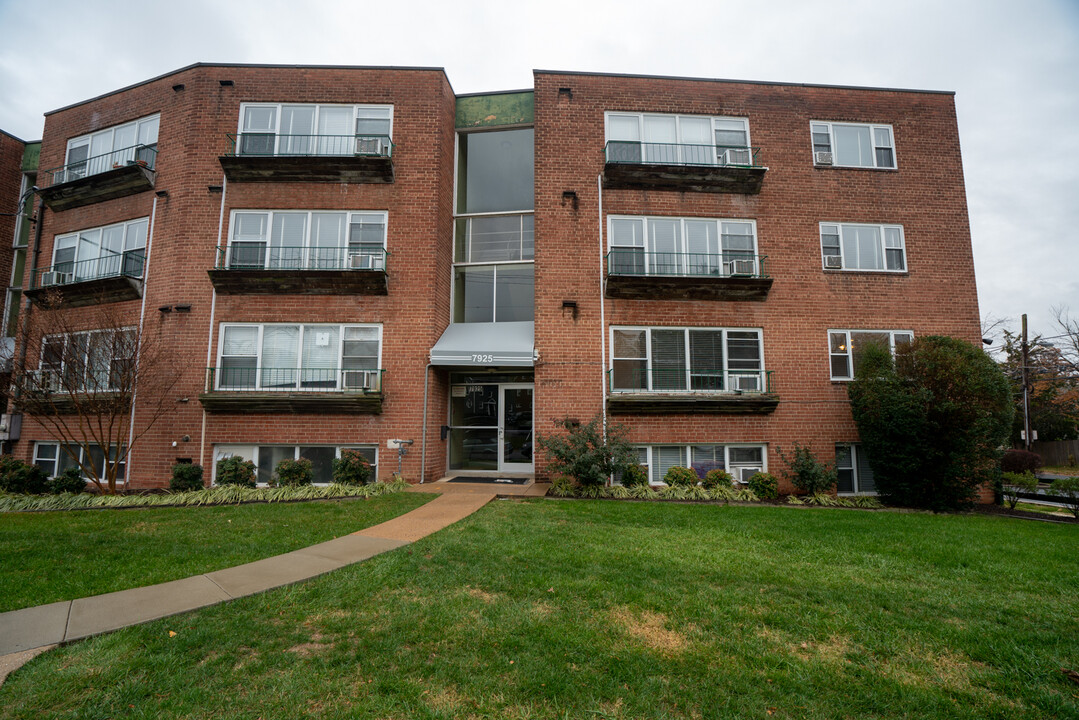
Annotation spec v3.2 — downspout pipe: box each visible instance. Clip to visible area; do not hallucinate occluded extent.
[420,362,433,483]
[597,174,607,440]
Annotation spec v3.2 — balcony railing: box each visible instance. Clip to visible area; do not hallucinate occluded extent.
[606,250,768,279]
[223,134,394,158]
[214,245,388,272]
[605,142,761,168]
[608,368,775,394]
[206,367,384,393]
[43,144,158,187]
[31,250,146,290]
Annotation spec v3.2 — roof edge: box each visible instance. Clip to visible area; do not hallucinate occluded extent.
[0,128,31,144]
[456,88,533,99]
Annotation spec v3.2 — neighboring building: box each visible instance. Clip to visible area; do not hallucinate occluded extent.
[5,64,983,495]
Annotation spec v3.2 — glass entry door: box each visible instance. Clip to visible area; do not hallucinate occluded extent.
[449,383,533,473]
[499,385,533,472]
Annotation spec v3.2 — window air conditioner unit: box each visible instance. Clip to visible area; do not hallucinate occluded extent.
[355,137,385,156]
[721,148,752,165]
[41,271,73,286]
[737,467,761,484]
[342,369,372,391]
[348,253,372,270]
[728,259,756,276]
[814,151,833,165]
[824,255,843,269]
[732,374,761,392]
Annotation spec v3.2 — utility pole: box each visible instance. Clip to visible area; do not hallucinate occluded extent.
[1022,313,1032,451]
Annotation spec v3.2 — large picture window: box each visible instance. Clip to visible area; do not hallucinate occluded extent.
[820,223,905,272]
[611,326,764,392]
[237,104,392,157]
[828,329,913,380]
[225,210,387,271]
[61,114,159,182]
[608,215,758,277]
[38,329,136,393]
[34,442,125,481]
[213,444,378,485]
[49,218,148,283]
[812,121,895,169]
[606,112,752,165]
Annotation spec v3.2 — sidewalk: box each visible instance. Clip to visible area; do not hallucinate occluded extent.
[0,481,547,685]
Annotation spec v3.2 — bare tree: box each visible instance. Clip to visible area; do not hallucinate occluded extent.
[11,290,183,494]
[1052,306,1079,376]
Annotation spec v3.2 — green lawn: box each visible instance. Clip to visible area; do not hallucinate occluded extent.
[1042,465,1079,477]
[0,493,430,613]
[3,500,1078,719]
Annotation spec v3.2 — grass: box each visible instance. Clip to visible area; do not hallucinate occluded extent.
[0,492,430,613]
[1014,501,1073,517]
[2,500,1078,719]
[1042,465,1079,476]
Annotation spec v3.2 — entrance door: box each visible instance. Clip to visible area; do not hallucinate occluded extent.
[499,384,533,472]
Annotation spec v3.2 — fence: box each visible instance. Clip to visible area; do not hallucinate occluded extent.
[1030,439,1079,467]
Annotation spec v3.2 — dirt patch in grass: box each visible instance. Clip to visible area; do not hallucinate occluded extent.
[792,635,852,664]
[609,606,688,654]
[287,641,332,657]
[462,585,502,603]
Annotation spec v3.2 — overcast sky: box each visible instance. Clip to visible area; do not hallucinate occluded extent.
[0,0,1075,341]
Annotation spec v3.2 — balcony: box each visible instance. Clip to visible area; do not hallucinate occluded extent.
[25,251,145,308]
[605,251,772,301]
[219,134,395,183]
[606,369,778,415]
[14,370,131,416]
[38,145,157,211]
[207,245,389,295]
[603,142,765,194]
[199,367,384,414]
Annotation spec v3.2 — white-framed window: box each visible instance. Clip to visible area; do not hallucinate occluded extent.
[820,223,905,272]
[628,444,766,486]
[608,215,758,276]
[34,442,125,481]
[49,218,149,283]
[836,443,876,494]
[38,328,136,393]
[828,329,913,381]
[213,444,378,486]
[225,210,387,270]
[605,112,752,165]
[811,121,895,169]
[611,326,765,393]
[62,114,160,181]
[216,323,381,392]
[237,103,392,156]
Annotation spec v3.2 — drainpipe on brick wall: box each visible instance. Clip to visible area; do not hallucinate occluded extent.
[124,194,159,487]
[420,362,433,482]
[597,174,607,440]
[200,176,228,472]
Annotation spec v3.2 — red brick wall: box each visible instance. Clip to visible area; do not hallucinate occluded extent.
[0,132,24,316]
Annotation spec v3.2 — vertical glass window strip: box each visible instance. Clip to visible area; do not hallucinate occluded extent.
[220,326,258,388]
[830,332,852,379]
[883,227,905,270]
[689,330,724,390]
[836,444,855,493]
[811,123,832,155]
[873,127,895,168]
[650,329,687,390]
[612,330,647,390]
[610,218,645,274]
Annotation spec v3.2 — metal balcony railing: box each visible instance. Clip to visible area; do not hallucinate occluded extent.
[606,250,768,279]
[31,250,146,290]
[605,142,761,168]
[214,245,388,272]
[206,367,384,393]
[608,368,775,394]
[43,144,158,187]
[224,134,394,158]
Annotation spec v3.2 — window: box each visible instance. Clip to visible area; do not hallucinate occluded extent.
[50,218,148,282]
[216,324,381,391]
[237,104,392,156]
[606,113,752,165]
[62,114,159,181]
[820,223,905,272]
[34,442,125,481]
[828,330,913,380]
[836,444,876,494]
[213,445,378,485]
[38,329,136,393]
[225,210,387,270]
[608,215,758,276]
[611,326,764,392]
[811,122,895,169]
[628,444,766,485]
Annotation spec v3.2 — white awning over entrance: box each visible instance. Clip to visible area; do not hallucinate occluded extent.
[429,321,536,367]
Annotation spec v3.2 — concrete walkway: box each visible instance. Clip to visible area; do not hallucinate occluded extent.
[0,481,547,685]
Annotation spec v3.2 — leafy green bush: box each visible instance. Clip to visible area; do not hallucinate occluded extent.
[778,444,836,495]
[274,458,313,487]
[170,464,204,492]
[619,463,649,488]
[216,456,256,488]
[536,416,638,488]
[663,466,699,487]
[702,468,734,489]
[747,472,779,500]
[0,455,49,495]
[332,449,372,486]
[1001,471,1039,510]
[1002,449,1042,474]
[48,468,87,494]
[1050,477,1079,518]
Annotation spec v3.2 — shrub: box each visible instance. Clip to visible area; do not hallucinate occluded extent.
[170,464,204,492]
[0,455,49,494]
[48,467,88,494]
[536,416,638,488]
[1068,453,1077,468]
[747,472,779,500]
[274,457,313,487]
[618,463,649,488]
[550,475,577,497]
[778,444,836,495]
[1000,471,1039,510]
[216,456,256,488]
[1001,449,1042,474]
[702,468,734,489]
[663,466,699,487]
[1051,477,1079,518]
[332,449,373,486]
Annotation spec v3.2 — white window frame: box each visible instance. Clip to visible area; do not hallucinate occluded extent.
[811,121,896,169]
[236,103,393,156]
[224,210,387,270]
[38,328,136,393]
[820,222,906,273]
[835,443,876,496]
[828,329,914,381]
[610,326,765,393]
[215,323,382,391]
[604,112,752,165]
[212,444,378,486]
[607,215,759,277]
[63,114,160,177]
[630,444,767,486]
[50,218,149,281]
[33,441,126,481]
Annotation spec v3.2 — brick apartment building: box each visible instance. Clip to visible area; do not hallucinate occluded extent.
[1,63,982,494]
